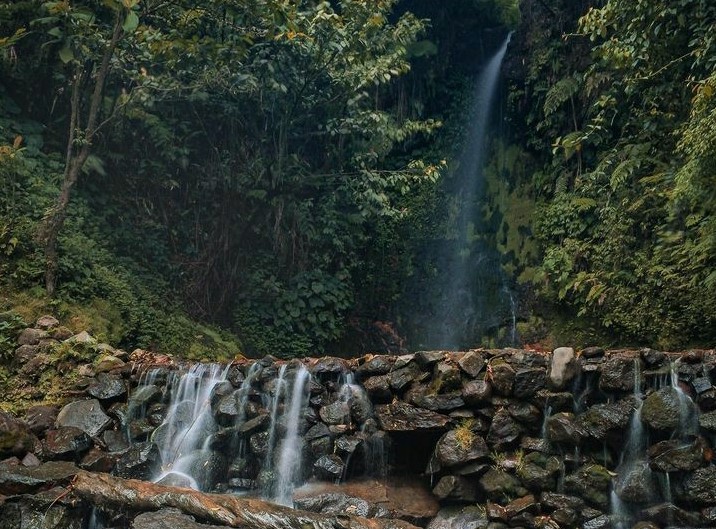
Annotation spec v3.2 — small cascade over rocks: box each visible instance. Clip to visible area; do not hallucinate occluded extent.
[2,328,716,529]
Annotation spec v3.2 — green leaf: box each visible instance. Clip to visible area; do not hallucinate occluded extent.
[123,11,139,33]
[58,44,74,63]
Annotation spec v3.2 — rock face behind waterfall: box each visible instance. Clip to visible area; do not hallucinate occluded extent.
[1,322,716,529]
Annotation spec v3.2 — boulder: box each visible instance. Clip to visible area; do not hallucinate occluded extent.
[214,393,241,426]
[249,431,271,456]
[87,373,127,401]
[648,438,705,472]
[129,385,162,408]
[614,460,656,503]
[13,344,38,364]
[113,441,159,480]
[488,360,514,396]
[0,460,78,495]
[575,398,633,440]
[65,331,96,344]
[94,355,126,373]
[319,401,350,425]
[133,508,226,529]
[486,409,521,448]
[44,427,91,459]
[546,412,581,444]
[681,466,716,504]
[335,435,362,455]
[433,362,463,392]
[23,406,58,437]
[238,414,269,437]
[432,475,477,502]
[517,452,560,491]
[641,387,682,431]
[462,380,492,405]
[434,429,489,468]
[314,454,344,479]
[548,347,578,390]
[79,448,117,473]
[356,356,393,377]
[0,410,37,457]
[388,365,420,392]
[56,400,112,438]
[641,503,704,527]
[17,328,47,346]
[295,492,388,519]
[415,351,445,367]
[426,506,489,529]
[564,464,611,508]
[512,367,546,398]
[364,375,393,403]
[457,351,485,378]
[411,391,465,412]
[478,468,525,500]
[35,315,60,330]
[599,355,640,392]
[507,401,541,426]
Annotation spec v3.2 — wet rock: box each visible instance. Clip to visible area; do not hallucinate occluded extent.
[457,351,485,378]
[113,441,159,480]
[434,429,489,468]
[582,515,610,529]
[518,452,560,491]
[185,450,228,490]
[581,347,604,359]
[478,468,525,500]
[549,347,578,390]
[349,391,373,425]
[79,448,117,472]
[44,427,91,459]
[700,409,716,432]
[295,492,388,518]
[486,409,521,448]
[87,373,126,401]
[641,387,682,430]
[416,351,445,367]
[599,355,640,392]
[0,410,37,457]
[564,463,611,508]
[133,508,226,529]
[698,387,716,411]
[226,365,245,387]
[17,328,47,346]
[129,385,162,408]
[433,475,477,502]
[214,393,240,426]
[319,401,350,425]
[412,391,465,412]
[503,494,537,519]
[21,406,57,438]
[681,466,716,504]
[249,431,270,456]
[102,430,130,453]
[462,380,492,405]
[615,461,656,503]
[512,367,546,398]
[238,414,269,436]
[375,402,450,431]
[312,357,348,375]
[488,360,514,396]
[385,365,417,393]
[540,492,584,510]
[356,356,393,377]
[309,436,333,458]
[535,390,576,412]
[641,503,704,527]
[363,375,392,403]
[335,435,362,455]
[0,460,78,494]
[546,412,581,444]
[21,453,40,467]
[314,454,344,479]
[128,418,155,440]
[648,438,705,472]
[433,362,463,392]
[640,348,666,367]
[507,401,541,426]
[426,506,489,529]
[575,398,633,440]
[305,422,331,441]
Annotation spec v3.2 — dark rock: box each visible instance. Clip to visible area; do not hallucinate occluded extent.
[356,356,393,376]
[488,360,514,396]
[388,365,419,392]
[314,454,344,479]
[486,409,521,448]
[641,348,666,367]
[693,376,712,395]
[641,387,682,430]
[305,422,331,441]
[133,508,226,529]
[184,450,228,490]
[507,350,548,367]
[415,351,445,367]
[102,430,130,453]
[249,431,270,456]
[614,460,656,503]
[13,344,38,364]
[113,441,159,480]
[312,357,348,375]
[79,448,117,472]
[648,438,705,472]
[503,494,537,519]
[426,506,489,529]
[548,347,578,390]
[599,355,640,392]
[699,409,716,431]
[433,362,463,392]
[349,389,373,424]
[22,406,57,436]
[44,427,91,459]
[518,452,560,491]
[95,354,126,373]
[581,347,605,359]
[462,380,492,405]
[434,429,489,468]
[0,410,37,456]
[147,403,167,427]
[551,507,579,527]
[227,365,245,387]
[375,402,450,431]
[512,367,546,398]
[507,401,541,426]
[17,328,47,346]
[0,460,78,495]
[564,463,611,508]
[363,375,392,403]
[433,475,478,502]
[582,515,610,529]
[294,492,388,519]
[335,435,362,455]
[540,492,584,510]
[681,466,716,504]
[684,349,705,363]
[214,393,240,426]
[87,373,126,401]
[575,398,633,440]
[457,351,485,378]
[56,400,112,438]
[309,436,333,458]
[394,354,415,369]
[108,402,130,427]
[129,385,162,408]
[319,401,350,425]
[478,468,525,500]
[698,387,716,411]
[210,381,234,403]
[546,412,581,444]
[128,418,155,440]
[641,503,704,527]
[238,414,269,436]
[412,391,465,411]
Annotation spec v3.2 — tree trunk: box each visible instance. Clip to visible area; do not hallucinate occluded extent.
[70,471,420,529]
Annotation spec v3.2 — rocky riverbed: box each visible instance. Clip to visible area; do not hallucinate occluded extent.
[1,316,716,529]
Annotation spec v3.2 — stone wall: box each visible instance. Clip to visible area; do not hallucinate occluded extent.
[1,317,716,529]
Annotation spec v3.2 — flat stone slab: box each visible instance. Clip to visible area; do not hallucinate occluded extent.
[375,402,450,431]
[0,460,78,495]
[56,399,112,438]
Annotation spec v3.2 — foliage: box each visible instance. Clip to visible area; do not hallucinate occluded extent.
[0,310,26,361]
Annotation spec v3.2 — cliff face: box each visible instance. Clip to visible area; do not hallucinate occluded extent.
[1,317,715,528]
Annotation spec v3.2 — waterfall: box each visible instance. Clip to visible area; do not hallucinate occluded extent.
[427,32,513,349]
[670,360,698,436]
[151,363,229,490]
[272,365,311,506]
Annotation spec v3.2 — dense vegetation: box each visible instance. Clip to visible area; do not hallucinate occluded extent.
[0,0,713,357]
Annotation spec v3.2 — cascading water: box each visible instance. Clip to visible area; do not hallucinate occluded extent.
[151,363,229,490]
[418,32,514,350]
